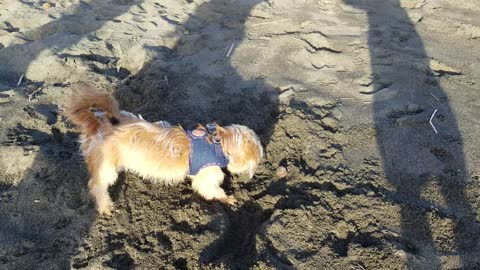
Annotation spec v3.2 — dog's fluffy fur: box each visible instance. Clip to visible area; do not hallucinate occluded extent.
[64,84,263,215]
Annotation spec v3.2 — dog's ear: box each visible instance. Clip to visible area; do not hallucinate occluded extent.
[196,124,207,130]
[215,123,224,131]
[212,124,227,140]
[214,124,225,138]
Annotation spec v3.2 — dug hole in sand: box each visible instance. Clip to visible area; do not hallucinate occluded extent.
[0,0,479,269]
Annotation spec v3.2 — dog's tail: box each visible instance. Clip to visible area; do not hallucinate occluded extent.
[64,83,120,137]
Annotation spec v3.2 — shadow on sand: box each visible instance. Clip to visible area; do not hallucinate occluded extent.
[1,0,281,268]
[345,0,479,268]
[113,0,280,268]
[0,123,96,269]
[0,1,141,269]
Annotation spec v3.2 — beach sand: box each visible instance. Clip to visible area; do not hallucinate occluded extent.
[0,0,479,269]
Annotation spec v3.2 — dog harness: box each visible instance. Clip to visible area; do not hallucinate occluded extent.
[187,124,229,175]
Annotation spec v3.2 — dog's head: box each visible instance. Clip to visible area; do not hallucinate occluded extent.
[214,124,263,178]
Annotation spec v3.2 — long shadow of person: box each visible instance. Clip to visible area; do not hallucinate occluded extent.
[0,0,142,90]
[117,0,276,135]
[345,0,479,268]
[114,0,280,268]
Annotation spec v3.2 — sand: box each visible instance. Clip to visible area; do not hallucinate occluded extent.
[0,0,479,269]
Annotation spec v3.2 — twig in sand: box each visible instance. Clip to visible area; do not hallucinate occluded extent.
[430,92,440,101]
[226,42,235,58]
[17,74,24,87]
[27,88,43,101]
[350,262,367,270]
[429,109,438,134]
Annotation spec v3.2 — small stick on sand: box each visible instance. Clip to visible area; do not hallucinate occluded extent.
[226,42,235,58]
[17,74,24,87]
[430,92,440,101]
[429,109,438,134]
[27,88,43,101]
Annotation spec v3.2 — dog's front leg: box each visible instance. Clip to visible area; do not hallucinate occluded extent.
[191,166,237,205]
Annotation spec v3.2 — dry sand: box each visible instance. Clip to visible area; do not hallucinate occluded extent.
[0,0,479,269]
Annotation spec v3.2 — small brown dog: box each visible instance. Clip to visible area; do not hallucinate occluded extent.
[64,84,263,215]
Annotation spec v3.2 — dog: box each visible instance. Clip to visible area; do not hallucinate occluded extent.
[64,84,263,215]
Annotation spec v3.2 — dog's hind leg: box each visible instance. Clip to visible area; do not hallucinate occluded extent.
[191,166,237,205]
[88,159,118,215]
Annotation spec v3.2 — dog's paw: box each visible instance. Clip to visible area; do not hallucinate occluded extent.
[218,195,237,206]
[97,202,114,216]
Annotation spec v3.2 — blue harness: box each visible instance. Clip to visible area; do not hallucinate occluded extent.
[187,125,229,175]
